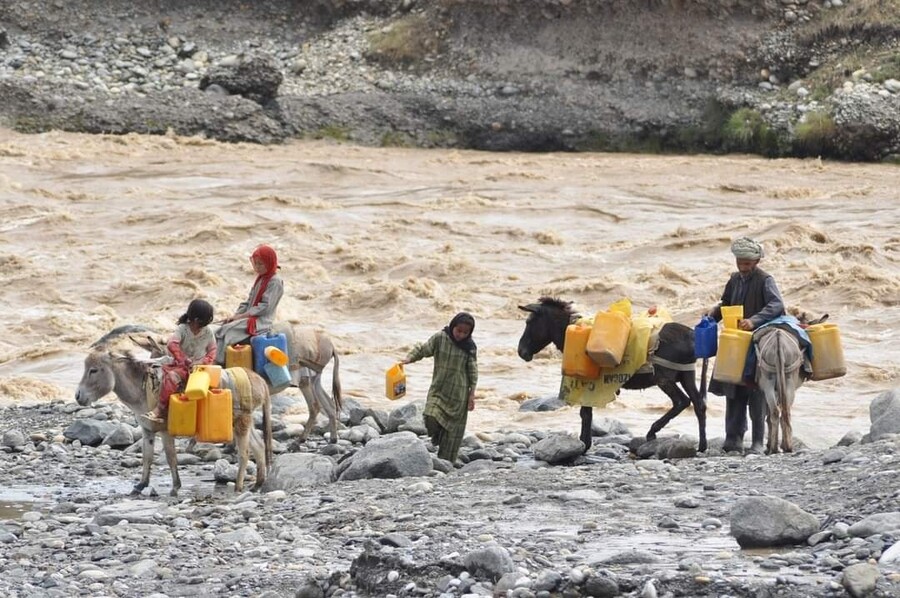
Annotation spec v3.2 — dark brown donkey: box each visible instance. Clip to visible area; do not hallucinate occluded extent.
[516,297,707,452]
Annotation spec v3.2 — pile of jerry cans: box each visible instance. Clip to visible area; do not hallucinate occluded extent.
[561,298,634,380]
[167,364,233,443]
[225,333,292,391]
[711,306,752,384]
[708,305,846,385]
[251,333,292,391]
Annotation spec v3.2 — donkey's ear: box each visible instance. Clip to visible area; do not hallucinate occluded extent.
[130,334,166,358]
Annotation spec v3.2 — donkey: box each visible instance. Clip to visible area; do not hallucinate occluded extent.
[517,297,706,452]
[276,323,343,444]
[133,322,344,444]
[75,327,273,496]
[754,326,806,454]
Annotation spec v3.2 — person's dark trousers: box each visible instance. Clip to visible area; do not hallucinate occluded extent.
[724,385,765,451]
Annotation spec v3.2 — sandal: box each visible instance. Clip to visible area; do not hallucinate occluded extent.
[141,410,166,424]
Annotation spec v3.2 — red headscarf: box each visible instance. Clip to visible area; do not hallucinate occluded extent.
[247,245,278,335]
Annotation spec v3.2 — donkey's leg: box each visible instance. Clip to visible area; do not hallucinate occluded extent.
[579,407,593,453]
[133,430,156,494]
[646,380,691,443]
[233,414,251,493]
[248,428,267,490]
[297,375,318,442]
[766,403,779,455]
[680,370,707,452]
[760,372,782,455]
[313,374,339,444]
[781,377,797,453]
[161,432,181,497]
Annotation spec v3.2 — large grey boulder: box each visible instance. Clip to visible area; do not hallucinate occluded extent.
[385,399,425,434]
[848,512,900,537]
[518,394,565,412]
[841,563,879,598]
[730,496,820,548]
[101,423,135,449]
[92,500,167,526]
[338,431,432,481]
[592,417,632,437]
[1,429,26,451]
[532,433,584,464]
[199,54,283,105]
[262,453,336,491]
[463,543,516,581]
[868,388,900,441]
[64,419,118,446]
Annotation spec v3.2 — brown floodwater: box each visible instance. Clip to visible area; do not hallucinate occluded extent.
[1,129,897,448]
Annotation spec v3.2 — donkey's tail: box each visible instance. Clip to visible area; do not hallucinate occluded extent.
[331,349,343,413]
[263,389,273,471]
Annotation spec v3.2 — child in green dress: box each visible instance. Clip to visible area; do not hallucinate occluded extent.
[402,312,478,462]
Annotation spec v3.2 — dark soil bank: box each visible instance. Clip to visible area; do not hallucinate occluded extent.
[1,0,899,160]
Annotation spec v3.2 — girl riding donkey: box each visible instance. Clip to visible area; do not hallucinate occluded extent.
[143,299,216,424]
[215,244,284,364]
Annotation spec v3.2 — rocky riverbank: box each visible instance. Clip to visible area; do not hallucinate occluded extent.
[1,0,899,160]
[3,387,900,597]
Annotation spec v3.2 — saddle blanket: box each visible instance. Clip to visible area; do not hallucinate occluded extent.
[560,308,671,408]
[221,367,254,413]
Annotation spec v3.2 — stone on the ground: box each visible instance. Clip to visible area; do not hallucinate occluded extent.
[730,496,821,547]
[338,431,432,481]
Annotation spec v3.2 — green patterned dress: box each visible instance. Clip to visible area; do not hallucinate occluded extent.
[406,331,478,462]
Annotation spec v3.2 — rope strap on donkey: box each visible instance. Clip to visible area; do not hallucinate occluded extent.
[648,354,697,372]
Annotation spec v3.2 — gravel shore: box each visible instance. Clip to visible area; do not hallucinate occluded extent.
[3,393,900,598]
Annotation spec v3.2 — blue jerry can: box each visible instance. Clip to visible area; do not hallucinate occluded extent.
[251,332,288,378]
[694,315,718,359]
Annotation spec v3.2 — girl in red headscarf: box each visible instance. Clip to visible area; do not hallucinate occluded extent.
[214,245,284,364]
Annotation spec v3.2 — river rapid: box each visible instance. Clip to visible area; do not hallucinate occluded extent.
[1,129,897,448]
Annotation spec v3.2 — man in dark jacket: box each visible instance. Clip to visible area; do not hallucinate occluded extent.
[709,237,785,454]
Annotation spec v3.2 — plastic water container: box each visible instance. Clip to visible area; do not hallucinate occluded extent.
[385,363,407,400]
[712,329,753,384]
[251,333,288,376]
[167,393,197,437]
[183,369,210,401]
[264,361,292,391]
[721,305,743,330]
[265,346,289,367]
[609,298,633,318]
[694,316,718,359]
[586,309,632,368]
[226,344,252,370]
[807,323,847,381]
[197,388,233,443]
[562,322,601,380]
[193,364,221,388]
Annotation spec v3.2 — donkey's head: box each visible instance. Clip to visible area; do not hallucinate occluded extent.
[75,344,153,408]
[788,307,829,328]
[517,297,578,361]
[75,349,117,406]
